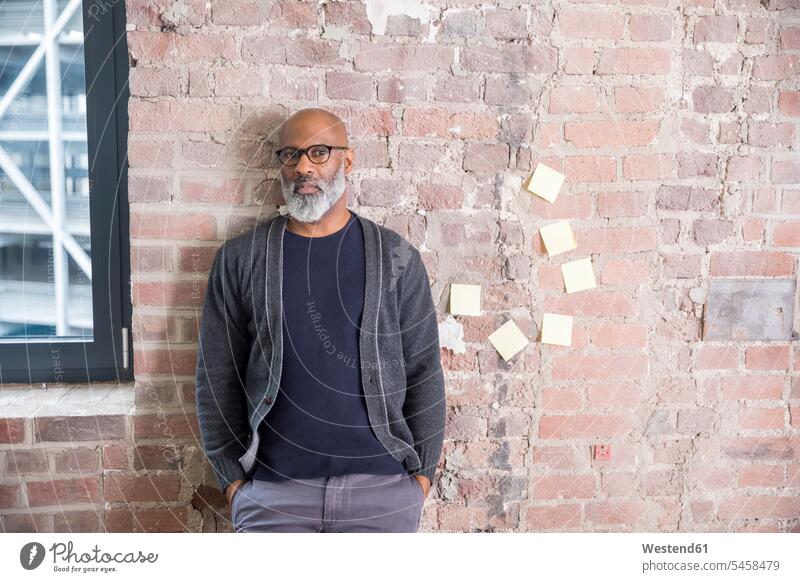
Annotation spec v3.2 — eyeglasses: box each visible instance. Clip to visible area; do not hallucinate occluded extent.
[275,144,349,166]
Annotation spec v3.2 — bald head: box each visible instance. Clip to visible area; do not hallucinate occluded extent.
[278,108,349,149]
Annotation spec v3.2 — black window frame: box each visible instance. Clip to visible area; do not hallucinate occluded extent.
[0,1,132,384]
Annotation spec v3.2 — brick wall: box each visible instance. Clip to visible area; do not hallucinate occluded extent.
[2,0,799,533]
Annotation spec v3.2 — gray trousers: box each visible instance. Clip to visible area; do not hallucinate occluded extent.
[231,472,426,532]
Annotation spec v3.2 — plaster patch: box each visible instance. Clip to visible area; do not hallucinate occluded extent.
[438,314,466,354]
[363,0,433,36]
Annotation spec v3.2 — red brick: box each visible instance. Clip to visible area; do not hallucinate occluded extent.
[0,418,25,444]
[722,437,800,461]
[129,101,236,133]
[622,154,673,180]
[551,353,648,381]
[590,324,648,348]
[484,8,529,39]
[433,75,481,104]
[784,191,800,214]
[53,447,100,473]
[461,45,557,74]
[563,156,616,182]
[694,15,738,44]
[133,413,198,439]
[677,153,717,178]
[752,55,800,81]
[0,484,20,508]
[544,290,636,317]
[709,252,795,277]
[127,31,236,64]
[177,245,217,273]
[780,26,800,49]
[179,178,244,205]
[131,245,173,273]
[565,120,659,147]
[134,445,183,471]
[526,504,581,529]
[133,347,198,376]
[539,414,632,438]
[692,86,735,113]
[718,495,800,520]
[778,91,800,116]
[105,507,189,533]
[34,416,126,442]
[403,108,500,140]
[614,86,665,113]
[328,105,396,137]
[354,43,454,72]
[559,12,624,40]
[692,219,734,245]
[532,193,592,219]
[739,464,784,487]
[128,140,176,169]
[103,445,129,471]
[661,255,701,279]
[132,280,207,308]
[773,221,800,246]
[326,71,374,101]
[587,382,642,409]
[130,212,216,241]
[596,48,671,75]
[573,227,658,253]
[599,259,649,286]
[773,160,800,184]
[463,143,509,173]
[548,86,600,113]
[533,474,596,499]
[695,346,738,370]
[541,388,583,410]
[563,47,596,75]
[740,407,785,431]
[586,500,647,526]
[745,346,791,370]
[748,122,795,148]
[726,155,762,182]
[5,449,48,475]
[214,67,268,97]
[27,477,100,506]
[104,473,182,503]
[630,14,673,41]
[417,183,464,211]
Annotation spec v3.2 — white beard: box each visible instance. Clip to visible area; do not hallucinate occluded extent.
[280,164,346,223]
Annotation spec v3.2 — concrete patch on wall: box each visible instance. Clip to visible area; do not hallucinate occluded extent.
[363,0,434,36]
[703,279,796,341]
[439,314,466,354]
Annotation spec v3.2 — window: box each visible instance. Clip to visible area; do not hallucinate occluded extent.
[0,0,131,383]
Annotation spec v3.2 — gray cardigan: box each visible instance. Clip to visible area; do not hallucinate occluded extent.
[195,210,446,492]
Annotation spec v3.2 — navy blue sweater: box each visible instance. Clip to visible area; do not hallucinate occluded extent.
[253,212,407,481]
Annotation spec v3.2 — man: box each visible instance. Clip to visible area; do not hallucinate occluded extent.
[195,108,446,532]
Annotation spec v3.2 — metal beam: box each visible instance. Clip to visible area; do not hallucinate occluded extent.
[0,0,82,124]
[0,145,92,279]
[44,0,69,334]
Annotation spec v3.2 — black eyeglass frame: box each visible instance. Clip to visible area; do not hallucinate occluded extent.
[274,144,350,166]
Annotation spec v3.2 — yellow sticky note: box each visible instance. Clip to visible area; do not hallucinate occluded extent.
[541,313,573,347]
[539,220,577,256]
[561,257,597,294]
[488,319,529,361]
[449,283,482,316]
[523,162,565,203]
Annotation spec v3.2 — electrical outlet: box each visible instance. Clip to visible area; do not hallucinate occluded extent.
[593,444,611,460]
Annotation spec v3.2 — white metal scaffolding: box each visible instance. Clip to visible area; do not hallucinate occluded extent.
[0,0,92,337]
